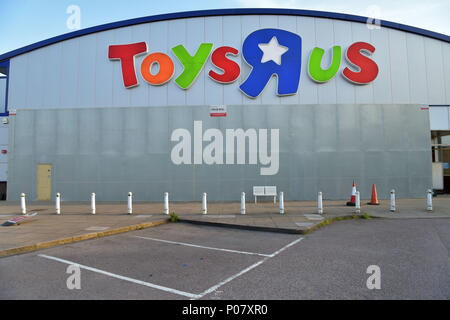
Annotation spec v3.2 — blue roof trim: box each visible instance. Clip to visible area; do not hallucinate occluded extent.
[0,8,448,62]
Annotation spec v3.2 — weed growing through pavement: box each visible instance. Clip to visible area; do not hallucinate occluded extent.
[362,213,371,219]
[169,212,179,222]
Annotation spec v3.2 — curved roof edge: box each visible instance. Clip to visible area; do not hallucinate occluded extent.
[1,8,449,62]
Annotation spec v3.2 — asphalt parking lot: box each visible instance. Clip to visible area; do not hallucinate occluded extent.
[0,218,449,300]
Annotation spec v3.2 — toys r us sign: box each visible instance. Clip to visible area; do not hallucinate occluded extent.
[109,28,379,98]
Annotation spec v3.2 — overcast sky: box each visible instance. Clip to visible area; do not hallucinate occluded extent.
[0,0,449,55]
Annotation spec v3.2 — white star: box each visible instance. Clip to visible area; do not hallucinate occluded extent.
[258,36,289,65]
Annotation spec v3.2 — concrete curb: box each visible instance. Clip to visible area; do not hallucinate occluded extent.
[179,214,375,235]
[179,219,303,234]
[301,214,375,234]
[0,218,170,259]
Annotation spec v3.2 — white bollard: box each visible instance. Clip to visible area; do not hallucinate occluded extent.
[279,192,284,214]
[56,193,61,215]
[128,192,133,215]
[164,192,169,215]
[202,193,207,215]
[427,189,433,211]
[241,192,246,215]
[355,191,361,214]
[390,190,395,212]
[20,193,26,215]
[91,193,96,215]
[318,191,323,214]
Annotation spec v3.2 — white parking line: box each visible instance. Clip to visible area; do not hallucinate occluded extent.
[133,236,272,257]
[38,254,201,299]
[195,237,304,299]
[38,236,304,299]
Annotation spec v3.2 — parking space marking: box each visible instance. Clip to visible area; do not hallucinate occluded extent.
[133,236,272,257]
[304,214,324,221]
[85,226,109,231]
[37,254,201,299]
[201,215,236,218]
[37,236,304,300]
[195,237,304,299]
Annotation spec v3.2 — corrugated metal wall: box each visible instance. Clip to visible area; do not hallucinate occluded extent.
[7,15,450,109]
[7,104,432,201]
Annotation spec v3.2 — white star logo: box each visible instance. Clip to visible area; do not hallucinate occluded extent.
[258,36,289,65]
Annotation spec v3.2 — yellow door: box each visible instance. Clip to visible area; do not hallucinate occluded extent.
[37,164,52,201]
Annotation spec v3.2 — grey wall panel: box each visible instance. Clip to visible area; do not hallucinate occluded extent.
[371,27,393,104]
[60,39,80,107]
[406,34,428,104]
[388,29,411,104]
[424,37,446,104]
[444,44,450,104]
[8,104,431,201]
[56,109,78,155]
[0,78,6,110]
[78,35,97,107]
[9,54,28,109]
[95,30,115,107]
[42,43,63,108]
[26,50,45,109]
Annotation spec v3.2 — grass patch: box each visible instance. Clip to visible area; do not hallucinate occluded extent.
[169,212,179,222]
[362,212,371,220]
[301,213,373,235]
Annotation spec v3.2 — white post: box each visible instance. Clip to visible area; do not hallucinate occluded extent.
[128,192,133,215]
[355,191,361,214]
[56,193,61,215]
[390,190,395,212]
[202,193,207,215]
[279,191,284,214]
[241,192,246,215]
[20,193,26,215]
[318,191,323,214]
[427,189,433,211]
[164,192,169,215]
[91,193,96,215]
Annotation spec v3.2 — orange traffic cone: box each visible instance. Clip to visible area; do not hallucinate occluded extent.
[367,184,380,205]
[346,180,356,206]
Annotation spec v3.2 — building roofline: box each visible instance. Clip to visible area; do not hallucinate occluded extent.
[0,8,449,62]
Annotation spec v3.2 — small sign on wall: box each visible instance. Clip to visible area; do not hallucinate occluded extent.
[210,105,227,117]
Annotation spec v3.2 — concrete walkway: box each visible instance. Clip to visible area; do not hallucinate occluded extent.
[1,197,449,257]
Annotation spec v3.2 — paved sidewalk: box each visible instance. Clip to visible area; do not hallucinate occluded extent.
[1,197,449,257]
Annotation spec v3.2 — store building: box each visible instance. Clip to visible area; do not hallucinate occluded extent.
[0,8,449,202]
